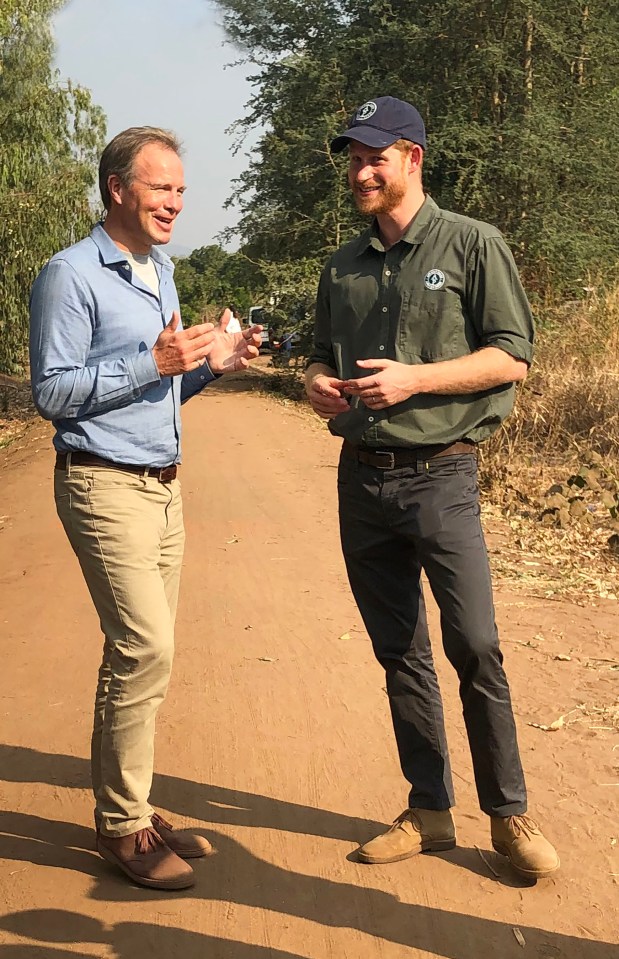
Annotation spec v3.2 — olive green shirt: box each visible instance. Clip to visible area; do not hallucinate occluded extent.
[310,196,534,448]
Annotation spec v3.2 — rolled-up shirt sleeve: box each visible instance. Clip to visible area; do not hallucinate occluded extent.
[466,236,534,365]
[29,259,161,421]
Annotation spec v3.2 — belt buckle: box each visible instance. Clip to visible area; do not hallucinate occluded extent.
[374,451,395,470]
[157,466,176,483]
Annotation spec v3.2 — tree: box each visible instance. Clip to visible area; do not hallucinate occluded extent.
[172,245,263,325]
[0,0,106,373]
[217,0,358,265]
[214,0,619,296]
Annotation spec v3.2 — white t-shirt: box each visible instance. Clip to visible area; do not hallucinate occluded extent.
[125,251,160,296]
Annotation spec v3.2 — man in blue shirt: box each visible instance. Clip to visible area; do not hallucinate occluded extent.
[29,126,261,890]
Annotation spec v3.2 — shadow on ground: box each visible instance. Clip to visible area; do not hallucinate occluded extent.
[1,744,618,959]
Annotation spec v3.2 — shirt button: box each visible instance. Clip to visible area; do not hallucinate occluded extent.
[382,306,388,313]
[385,270,391,277]
[379,345,385,351]
[368,416,375,423]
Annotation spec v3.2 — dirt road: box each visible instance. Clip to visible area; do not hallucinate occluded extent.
[0,373,617,958]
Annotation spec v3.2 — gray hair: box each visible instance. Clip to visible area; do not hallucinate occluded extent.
[98,126,183,210]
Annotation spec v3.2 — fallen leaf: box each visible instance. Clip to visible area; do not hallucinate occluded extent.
[338,632,351,641]
[528,715,564,732]
[257,656,276,663]
[512,928,526,948]
[554,654,572,661]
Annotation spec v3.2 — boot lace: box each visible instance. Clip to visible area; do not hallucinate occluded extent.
[134,827,165,855]
[508,815,540,838]
[393,808,422,832]
[151,812,174,832]
[394,808,411,823]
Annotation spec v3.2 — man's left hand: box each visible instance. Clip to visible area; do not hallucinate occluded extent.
[342,358,417,409]
[206,309,262,373]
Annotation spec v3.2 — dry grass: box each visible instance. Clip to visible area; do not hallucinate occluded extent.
[482,499,619,601]
[478,284,619,599]
[487,284,619,463]
[259,285,619,600]
[4,291,619,601]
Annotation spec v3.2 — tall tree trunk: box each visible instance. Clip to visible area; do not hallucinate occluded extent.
[573,5,589,86]
[523,9,533,112]
[520,8,534,255]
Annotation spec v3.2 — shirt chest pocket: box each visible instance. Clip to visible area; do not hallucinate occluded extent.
[398,289,474,362]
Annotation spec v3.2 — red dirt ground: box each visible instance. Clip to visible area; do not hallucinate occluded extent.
[0,374,617,958]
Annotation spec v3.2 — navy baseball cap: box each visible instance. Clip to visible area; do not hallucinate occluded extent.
[330,96,426,153]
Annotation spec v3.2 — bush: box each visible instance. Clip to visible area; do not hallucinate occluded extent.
[486,284,619,464]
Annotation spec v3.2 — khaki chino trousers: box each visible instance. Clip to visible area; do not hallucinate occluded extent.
[54,459,185,838]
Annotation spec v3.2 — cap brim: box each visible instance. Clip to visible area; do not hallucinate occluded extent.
[330,127,400,154]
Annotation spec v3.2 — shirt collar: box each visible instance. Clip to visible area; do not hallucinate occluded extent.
[357,195,439,255]
[90,222,175,272]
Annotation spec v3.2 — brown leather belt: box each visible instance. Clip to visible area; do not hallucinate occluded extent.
[344,440,475,470]
[55,452,178,483]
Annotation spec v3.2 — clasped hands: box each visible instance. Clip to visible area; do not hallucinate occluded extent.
[153,308,262,377]
[309,358,417,419]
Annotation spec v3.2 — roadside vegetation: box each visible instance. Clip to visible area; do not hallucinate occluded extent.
[1,0,618,594]
[206,0,619,594]
[247,289,619,602]
[0,0,105,375]
[482,287,619,599]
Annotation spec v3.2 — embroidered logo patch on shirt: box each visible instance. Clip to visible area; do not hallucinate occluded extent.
[424,269,446,290]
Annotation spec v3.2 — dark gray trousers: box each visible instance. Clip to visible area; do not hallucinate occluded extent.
[337,448,527,818]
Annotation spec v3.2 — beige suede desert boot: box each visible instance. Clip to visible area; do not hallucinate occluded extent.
[357,808,456,864]
[491,814,559,878]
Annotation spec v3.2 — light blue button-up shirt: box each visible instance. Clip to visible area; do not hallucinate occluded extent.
[29,223,216,466]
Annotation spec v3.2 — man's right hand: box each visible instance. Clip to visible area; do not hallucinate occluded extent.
[307,372,350,419]
[152,312,216,376]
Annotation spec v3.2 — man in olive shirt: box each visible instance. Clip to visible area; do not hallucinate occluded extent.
[306,97,558,879]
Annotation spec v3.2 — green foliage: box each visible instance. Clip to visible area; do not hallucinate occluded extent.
[239,253,321,354]
[215,0,619,297]
[0,0,106,373]
[172,245,264,325]
[218,0,359,264]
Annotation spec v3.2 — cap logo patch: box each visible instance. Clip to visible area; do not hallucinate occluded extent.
[356,101,377,121]
[424,269,446,290]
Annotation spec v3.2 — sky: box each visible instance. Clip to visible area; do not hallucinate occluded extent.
[52,0,259,255]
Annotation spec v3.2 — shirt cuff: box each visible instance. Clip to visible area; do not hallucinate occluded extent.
[187,359,219,387]
[130,349,162,392]
[180,360,219,403]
